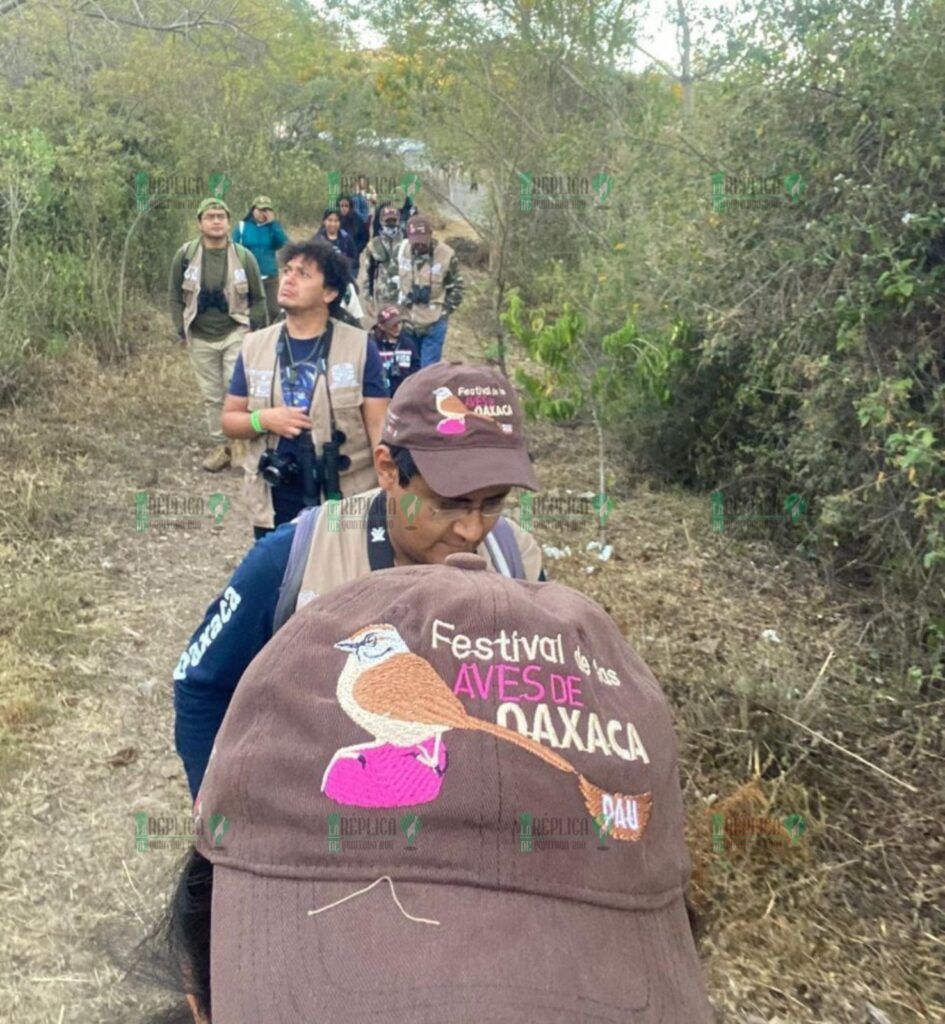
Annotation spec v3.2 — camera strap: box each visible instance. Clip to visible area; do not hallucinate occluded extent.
[272,321,340,444]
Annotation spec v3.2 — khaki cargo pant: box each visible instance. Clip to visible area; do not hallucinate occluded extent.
[187,326,246,444]
[262,275,282,324]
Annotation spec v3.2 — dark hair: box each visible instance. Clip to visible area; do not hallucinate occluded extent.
[128,847,213,1024]
[385,443,420,487]
[321,207,341,222]
[279,239,352,315]
[373,199,396,235]
[337,194,354,208]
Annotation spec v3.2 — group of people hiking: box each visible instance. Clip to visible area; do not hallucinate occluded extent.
[168,184,463,475]
[156,183,714,1024]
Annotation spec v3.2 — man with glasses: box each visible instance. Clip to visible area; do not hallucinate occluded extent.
[174,362,544,798]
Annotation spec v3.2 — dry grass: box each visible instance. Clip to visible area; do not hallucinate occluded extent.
[443,233,944,1023]
[0,231,941,1021]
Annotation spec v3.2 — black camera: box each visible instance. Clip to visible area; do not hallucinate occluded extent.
[197,287,229,315]
[257,449,298,487]
[259,430,350,506]
[408,284,432,305]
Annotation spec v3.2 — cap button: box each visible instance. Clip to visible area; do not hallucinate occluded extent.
[445,553,489,571]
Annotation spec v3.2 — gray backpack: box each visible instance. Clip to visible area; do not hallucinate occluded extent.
[272,506,526,633]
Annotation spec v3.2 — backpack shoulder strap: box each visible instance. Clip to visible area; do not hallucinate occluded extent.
[484,517,527,579]
[231,241,251,269]
[238,221,245,245]
[273,506,321,633]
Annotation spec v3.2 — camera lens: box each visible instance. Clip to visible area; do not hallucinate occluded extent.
[332,429,347,445]
[338,455,351,471]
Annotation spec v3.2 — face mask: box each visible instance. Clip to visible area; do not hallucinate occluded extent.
[382,224,398,237]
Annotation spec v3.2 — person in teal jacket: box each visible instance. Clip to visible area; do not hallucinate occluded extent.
[232,195,289,323]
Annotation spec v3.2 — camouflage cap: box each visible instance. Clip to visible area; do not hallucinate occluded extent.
[251,195,274,210]
[197,196,231,218]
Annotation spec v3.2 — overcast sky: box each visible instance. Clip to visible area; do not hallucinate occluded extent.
[308,1,700,73]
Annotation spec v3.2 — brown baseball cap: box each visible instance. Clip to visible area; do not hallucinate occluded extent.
[376,304,404,329]
[194,554,713,1023]
[407,213,433,239]
[381,362,539,497]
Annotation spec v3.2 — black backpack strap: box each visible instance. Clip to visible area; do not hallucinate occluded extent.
[272,506,321,633]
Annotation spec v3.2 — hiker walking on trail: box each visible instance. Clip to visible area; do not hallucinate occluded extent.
[166,554,711,1024]
[314,207,360,284]
[175,361,543,800]
[368,305,419,397]
[352,174,376,233]
[337,194,369,256]
[396,214,464,367]
[232,195,288,325]
[365,203,405,313]
[221,240,389,539]
[168,197,267,473]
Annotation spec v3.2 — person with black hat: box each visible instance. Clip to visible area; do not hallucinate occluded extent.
[396,214,464,367]
[369,305,420,397]
[232,195,289,324]
[168,197,267,472]
[176,362,544,803]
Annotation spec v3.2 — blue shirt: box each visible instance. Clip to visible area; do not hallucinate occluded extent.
[173,515,548,797]
[232,219,289,278]
[173,524,295,797]
[229,332,387,464]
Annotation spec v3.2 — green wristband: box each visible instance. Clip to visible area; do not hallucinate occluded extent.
[250,409,264,434]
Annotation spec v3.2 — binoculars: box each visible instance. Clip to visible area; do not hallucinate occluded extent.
[258,429,351,506]
[197,287,229,315]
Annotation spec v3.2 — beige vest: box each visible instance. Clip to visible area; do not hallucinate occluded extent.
[240,319,378,530]
[180,239,251,338]
[396,239,454,329]
[295,488,543,607]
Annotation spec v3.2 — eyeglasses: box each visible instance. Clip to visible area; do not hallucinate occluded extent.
[424,496,508,522]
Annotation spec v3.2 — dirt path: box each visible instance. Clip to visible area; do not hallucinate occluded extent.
[0,255,938,1022]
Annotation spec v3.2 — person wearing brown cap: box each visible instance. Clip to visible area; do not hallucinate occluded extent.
[368,305,420,396]
[156,555,713,1024]
[168,197,268,472]
[174,361,543,803]
[396,213,464,367]
[232,195,289,324]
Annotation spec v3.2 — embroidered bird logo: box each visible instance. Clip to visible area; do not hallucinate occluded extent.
[323,624,652,841]
[432,386,502,436]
